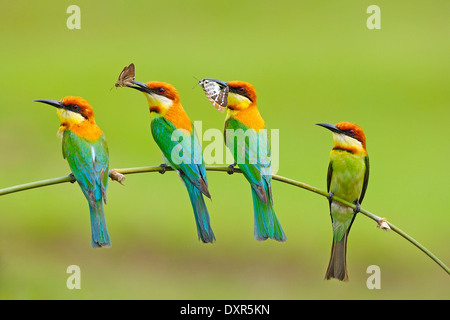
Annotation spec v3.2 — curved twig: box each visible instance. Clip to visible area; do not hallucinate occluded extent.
[0,165,448,275]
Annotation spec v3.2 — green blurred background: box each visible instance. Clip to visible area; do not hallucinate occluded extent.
[0,0,448,299]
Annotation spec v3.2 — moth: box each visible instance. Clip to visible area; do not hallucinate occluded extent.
[198,78,229,113]
[115,63,135,87]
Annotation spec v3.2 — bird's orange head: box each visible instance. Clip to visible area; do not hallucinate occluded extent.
[130,80,180,114]
[34,96,103,140]
[60,96,95,120]
[336,122,366,150]
[316,121,367,153]
[226,81,257,110]
[34,96,95,124]
[130,80,193,132]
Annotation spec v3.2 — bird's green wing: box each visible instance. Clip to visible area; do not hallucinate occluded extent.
[62,130,109,202]
[327,160,333,193]
[225,117,272,202]
[359,155,370,204]
[326,160,334,213]
[151,116,209,195]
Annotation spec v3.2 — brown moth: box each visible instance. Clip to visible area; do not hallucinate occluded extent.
[115,63,135,87]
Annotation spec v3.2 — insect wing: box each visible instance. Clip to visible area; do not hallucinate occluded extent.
[115,63,135,87]
[199,79,228,112]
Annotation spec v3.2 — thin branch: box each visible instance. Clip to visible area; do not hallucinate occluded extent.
[0,165,448,276]
[0,175,75,196]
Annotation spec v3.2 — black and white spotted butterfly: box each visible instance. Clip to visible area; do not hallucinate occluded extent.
[198,78,229,113]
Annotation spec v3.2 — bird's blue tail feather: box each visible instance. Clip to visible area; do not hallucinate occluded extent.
[251,187,286,242]
[89,200,111,248]
[184,178,215,243]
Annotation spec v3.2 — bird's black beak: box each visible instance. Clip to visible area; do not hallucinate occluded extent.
[33,99,65,109]
[200,78,229,89]
[130,80,150,93]
[315,123,343,134]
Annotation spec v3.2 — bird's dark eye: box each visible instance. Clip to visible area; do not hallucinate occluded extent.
[238,87,246,93]
[72,104,79,111]
[158,87,165,94]
[348,129,355,136]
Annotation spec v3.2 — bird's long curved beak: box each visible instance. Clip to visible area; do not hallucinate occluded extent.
[200,78,229,89]
[315,123,343,134]
[130,80,151,93]
[33,99,64,109]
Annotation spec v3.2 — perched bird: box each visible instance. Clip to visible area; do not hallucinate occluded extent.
[202,79,286,242]
[130,80,215,243]
[34,97,110,248]
[316,122,370,281]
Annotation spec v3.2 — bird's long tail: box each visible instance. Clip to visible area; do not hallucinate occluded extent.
[89,199,111,248]
[325,232,349,281]
[251,187,286,242]
[184,178,215,243]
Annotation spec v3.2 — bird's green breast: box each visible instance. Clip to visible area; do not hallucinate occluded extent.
[329,150,366,202]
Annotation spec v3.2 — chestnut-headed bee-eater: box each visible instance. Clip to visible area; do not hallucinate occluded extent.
[34,97,111,248]
[129,81,215,243]
[316,122,370,281]
[205,80,286,242]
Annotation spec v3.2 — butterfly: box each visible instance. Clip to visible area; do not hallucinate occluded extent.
[198,78,229,113]
[115,63,135,87]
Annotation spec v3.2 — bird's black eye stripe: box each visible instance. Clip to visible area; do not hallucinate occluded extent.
[68,104,81,112]
[229,87,252,102]
[150,87,166,96]
[66,104,88,118]
[344,128,364,142]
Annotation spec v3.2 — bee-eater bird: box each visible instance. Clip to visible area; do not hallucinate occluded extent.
[129,80,215,243]
[316,122,370,281]
[205,80,286,242]
[34,97,110,248]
